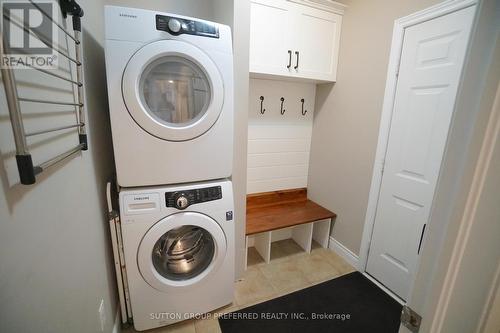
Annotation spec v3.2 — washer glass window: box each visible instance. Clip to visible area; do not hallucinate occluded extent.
[152,225,215,281]
[140,56,211,127]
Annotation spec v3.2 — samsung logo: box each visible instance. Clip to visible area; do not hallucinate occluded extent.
[133,196,149,201]
[119,13,137,18]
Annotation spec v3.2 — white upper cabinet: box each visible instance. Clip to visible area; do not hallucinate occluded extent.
[249,0,293,76]
[249,0,345,83]
[294,6,342,81]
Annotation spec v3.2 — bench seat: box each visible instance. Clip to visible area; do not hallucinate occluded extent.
[245,188,337,266]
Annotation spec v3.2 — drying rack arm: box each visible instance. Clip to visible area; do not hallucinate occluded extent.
[0,0,87,185]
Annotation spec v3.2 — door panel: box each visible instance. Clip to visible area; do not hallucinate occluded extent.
[249,0,292,75]
[366,6,476,300]
[122,40,224,141]
[294,6,341,80]
[138,212,227,293]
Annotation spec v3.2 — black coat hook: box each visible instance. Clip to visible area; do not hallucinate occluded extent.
[280,97,286,115]
[301,98,307,116]
[259,96,266,114]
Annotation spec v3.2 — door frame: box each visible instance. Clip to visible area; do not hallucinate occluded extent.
[358,0,478,275]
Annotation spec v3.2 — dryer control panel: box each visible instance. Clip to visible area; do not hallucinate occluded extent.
[165,186,222,210]
[156,15,219,38]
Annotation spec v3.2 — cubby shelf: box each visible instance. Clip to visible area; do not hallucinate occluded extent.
[245,188,336,268]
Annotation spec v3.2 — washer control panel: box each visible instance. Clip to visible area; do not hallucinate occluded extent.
[165,186,222,210]
[156,15,219,38]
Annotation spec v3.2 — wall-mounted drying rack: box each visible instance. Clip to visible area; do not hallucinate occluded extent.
[0,0,85,185]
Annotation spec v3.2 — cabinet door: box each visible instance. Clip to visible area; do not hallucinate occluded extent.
[249,0,293,76]
[293,6,342,81]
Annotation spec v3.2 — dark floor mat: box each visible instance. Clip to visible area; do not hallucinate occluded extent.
[218,272,402,333]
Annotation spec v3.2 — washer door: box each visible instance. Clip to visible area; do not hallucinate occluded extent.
[138,212,227,293]
[122,40,224,141]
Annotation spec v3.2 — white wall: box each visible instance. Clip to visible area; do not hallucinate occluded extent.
[482,269,500,333]
[0,1,117,332]
[247,79,316,193]
[212,0,251,279]
[232,0,251,279]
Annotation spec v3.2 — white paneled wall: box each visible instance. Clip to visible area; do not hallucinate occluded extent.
[247,79,316,193]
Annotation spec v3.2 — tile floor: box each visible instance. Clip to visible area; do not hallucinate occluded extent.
[123,239,355,333]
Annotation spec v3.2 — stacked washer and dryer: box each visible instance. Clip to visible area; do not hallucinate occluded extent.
[104,6,235,331]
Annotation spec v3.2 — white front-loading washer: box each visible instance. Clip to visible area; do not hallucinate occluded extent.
[104,6,233,187]
[119,180,234,331]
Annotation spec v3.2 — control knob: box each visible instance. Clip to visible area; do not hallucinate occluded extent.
[175,194,189,209]
[168,19,182,33]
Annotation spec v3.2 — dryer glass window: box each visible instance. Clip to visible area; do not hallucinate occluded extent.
[152,225,215,281]
[140,56,211,127]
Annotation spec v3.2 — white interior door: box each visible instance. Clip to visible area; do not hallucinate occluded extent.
[366,6,476,300]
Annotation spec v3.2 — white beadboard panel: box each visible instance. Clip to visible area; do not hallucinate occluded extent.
[247,152,310,168]
[248,138,310,154]
[247,176,308,194]
[248,124,313,140]
[247,78,316,194]
[248,164,308,181]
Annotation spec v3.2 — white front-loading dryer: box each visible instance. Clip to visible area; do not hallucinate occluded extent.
[119,180,234,331]
[104,6,233,187]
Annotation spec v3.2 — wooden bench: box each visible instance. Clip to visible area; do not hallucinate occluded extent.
[245,188,336,267]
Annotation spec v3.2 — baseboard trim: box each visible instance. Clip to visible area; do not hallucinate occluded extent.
[328,236,359,268]
[112,305,121,333]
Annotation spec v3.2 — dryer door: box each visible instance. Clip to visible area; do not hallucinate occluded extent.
[122,40,224,141]
[138,212,227,293]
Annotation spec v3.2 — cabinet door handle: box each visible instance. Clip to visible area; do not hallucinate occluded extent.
[287,50,292,69]
[294,51,299,69]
